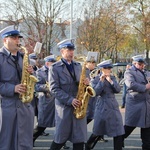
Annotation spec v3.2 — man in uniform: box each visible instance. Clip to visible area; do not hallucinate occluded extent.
[85,52,108,143]
[123,55,150,149]
[33,55,56,145]
[48,39,88,150]
[0,25,34,149]
[85,52,98,124]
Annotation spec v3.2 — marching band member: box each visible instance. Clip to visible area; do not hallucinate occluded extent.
[0,25,34,150]
[123,55,150,149]
[48,39,88,150]
[86,53,108,143]
[85,52,98,124]
[33,55,56,145]
[29,53,39,118]
[0,95,2,132]
[86,59,124,150]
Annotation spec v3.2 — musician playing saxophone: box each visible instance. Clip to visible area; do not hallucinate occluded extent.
[0,25,34,150]
[86,59,124,150]
[49,39,89,150]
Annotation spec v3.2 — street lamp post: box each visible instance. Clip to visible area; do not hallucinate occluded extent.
[70,0,73,39]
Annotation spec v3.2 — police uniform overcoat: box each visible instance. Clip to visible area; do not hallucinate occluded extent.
[124,65,150,128]
[35,65,55,127]
[91,74,124,137]
[49,59,87,143]
[0,47,34,150]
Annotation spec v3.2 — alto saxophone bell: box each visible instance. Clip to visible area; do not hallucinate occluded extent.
[74,62,96,119]
[86,86,96,97]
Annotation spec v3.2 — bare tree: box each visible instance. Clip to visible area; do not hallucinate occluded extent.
[77,0,129,63]
[125,0,150,66]
[2,0,66,56]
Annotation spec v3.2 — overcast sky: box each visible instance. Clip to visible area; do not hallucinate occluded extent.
[0,0,85,21]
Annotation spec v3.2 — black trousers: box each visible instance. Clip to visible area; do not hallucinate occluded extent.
[33,126,46,142]
[123,125,150,150]
[113,135,123,150]
[86,133,123,150]
[49,141,84,150]
[87,119,93,124]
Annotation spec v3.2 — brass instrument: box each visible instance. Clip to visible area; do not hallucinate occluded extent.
[19,45,38,103]
[74,62,96,119]
[45,81,51,98]
[46,81,50,90]
[89,68,101,79]
[147,77,150,83]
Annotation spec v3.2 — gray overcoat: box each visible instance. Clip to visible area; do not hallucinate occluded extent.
[35,65,55,127]
[49,60,87,143]
[0,47,34,150]
[91,74,124,137]
[124,65,150,128]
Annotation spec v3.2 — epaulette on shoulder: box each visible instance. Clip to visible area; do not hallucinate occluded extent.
[0,52,5,57]
[52,61,59,67]
[73,61,81,65]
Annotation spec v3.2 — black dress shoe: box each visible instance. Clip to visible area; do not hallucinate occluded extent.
[85,143,91,150]
[122,140,124,147]
[62,144,70,149]
[33,139,35,147]
[99,137,108,142]
[41,131,49,136]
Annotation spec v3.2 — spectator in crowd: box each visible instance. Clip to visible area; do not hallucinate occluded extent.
[120,64,131,108]
[117,69,123,83]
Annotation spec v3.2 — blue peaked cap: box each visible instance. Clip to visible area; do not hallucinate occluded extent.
[97,59,113,68]
[57,39,75,50]
[29,53,37,60]
[0,25,23,39]
[44,55,56,62]
[132,55,145,63]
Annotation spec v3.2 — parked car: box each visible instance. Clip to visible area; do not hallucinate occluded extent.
[112,62,129,84]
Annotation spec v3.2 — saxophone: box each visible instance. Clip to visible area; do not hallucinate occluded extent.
[19,45,38,103]
[74,62,96,119]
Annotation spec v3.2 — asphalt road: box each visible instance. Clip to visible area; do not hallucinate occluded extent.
[33,93,142,150]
